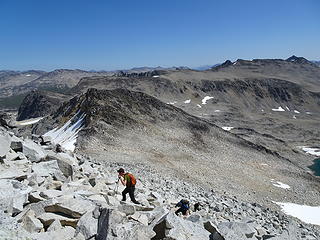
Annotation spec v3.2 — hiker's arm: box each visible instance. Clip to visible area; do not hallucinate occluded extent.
[119,176,127,186]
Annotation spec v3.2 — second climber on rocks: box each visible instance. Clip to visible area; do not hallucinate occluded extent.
[117,168,140,204]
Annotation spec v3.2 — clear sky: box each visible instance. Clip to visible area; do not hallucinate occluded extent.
[0,0,319,71]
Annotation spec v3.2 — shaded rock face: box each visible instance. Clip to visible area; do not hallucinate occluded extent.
[17,90,67,121]
[199,78,320,107]
[44,88,207,131]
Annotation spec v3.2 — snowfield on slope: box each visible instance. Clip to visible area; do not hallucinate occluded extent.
[275,202,320,225]
[300,147,320,157]
[43,112,86,152]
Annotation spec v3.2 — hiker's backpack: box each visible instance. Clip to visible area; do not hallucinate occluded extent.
[126,173,137,186]
[178,199,190,210]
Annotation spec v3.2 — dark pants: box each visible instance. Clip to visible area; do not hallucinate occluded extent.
[122,186,139,204]
[175,207,188,216]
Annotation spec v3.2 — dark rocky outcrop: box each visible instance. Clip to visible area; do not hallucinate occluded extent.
[17,90,68,121]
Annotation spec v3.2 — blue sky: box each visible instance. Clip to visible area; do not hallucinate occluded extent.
[0,0,319,71]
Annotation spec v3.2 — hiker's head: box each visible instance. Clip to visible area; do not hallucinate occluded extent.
[117,168,125,176]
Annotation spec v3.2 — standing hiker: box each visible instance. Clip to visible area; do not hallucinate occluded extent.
[117,168,140,204]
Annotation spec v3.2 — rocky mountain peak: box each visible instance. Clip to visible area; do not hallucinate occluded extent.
[211,60,233,70]
[286,55,310,64]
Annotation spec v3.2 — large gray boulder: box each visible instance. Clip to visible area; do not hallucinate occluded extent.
[164,212,211,240]
[0,132,11,157]
[5,149,20,161]
[38,212,79,228]
[0,210,30,239]
[118,203,136,216]
[31,160,62,177]
[21,210,43,233]
[29,226,76,240]
[10,141,23,152]
[23,139,47,162]
[0,166,28,180]
[46,151,77,178]
[217,221,257,240]
[75,209,98,239]
[44,195,96,218]
[0,179,32,215]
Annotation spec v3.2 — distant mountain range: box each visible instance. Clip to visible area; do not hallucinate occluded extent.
[1,55,319,110]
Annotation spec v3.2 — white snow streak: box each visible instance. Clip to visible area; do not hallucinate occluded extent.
[306,112,312,115]
[294,110,300,114]
[16,117,44,126]
[285,106,290,111]
[197,104,202,108]
[300,147,320,157]
[25,74,31,77]
[201,96,214,105]
[184,99,191,104]
[293,115,297,119]
[43,112,86,152]
[222,127,234,131]
[152,75,160,78]
[275,202,320,225]
[167,101,177,105]
[272,107,285,112]
[214,110,221,112]
[271,180,290,189]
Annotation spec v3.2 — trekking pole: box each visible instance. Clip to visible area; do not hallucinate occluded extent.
[114,178,120,194]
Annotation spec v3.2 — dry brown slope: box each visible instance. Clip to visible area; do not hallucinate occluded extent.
[34,88,320,205]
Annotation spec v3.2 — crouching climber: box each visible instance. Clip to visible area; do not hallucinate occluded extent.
[117,168,140,204]
[175,199,190,216]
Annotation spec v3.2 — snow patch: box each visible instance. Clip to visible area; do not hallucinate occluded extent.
[25,74,31,77]
[285,106,290,111]
[214,110,221,112]
[197,104,202,108]
[271,180,290,189]
[16,117,44,126]
[294,110,300,114]
[293,115,296,119]
[275,202,320,225]
[272,107,285,112]
[167,101,177,105]
[222,127,234,131]
[184,99,191,104]
[306,112,312,115]
[43,112,86,152]
[201,96,214,105]
[152,75,160,78]
[300,147,320,157]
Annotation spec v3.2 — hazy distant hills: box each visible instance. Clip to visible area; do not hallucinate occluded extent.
[1,55,319,111]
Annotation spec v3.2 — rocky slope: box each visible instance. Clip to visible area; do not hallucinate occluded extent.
[29,88,320,209]
[0,127,319,239]
[66,57,320,174]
